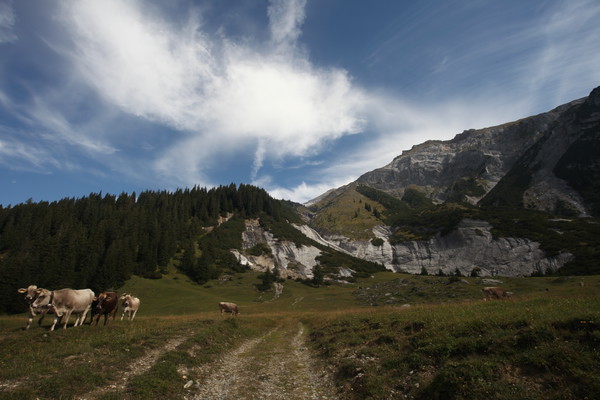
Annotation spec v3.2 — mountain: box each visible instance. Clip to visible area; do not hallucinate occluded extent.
[304,86,600,276]
[2,88,598,314]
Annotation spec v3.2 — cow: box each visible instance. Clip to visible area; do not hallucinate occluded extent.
[18,285,54,330]
[32,288,95,331]
[219,302,239,316]
[482,287,512,301]
[119,294,140,321]
[93,292,119,326]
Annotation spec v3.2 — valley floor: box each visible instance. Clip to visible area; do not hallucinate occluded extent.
[1,273,599,399]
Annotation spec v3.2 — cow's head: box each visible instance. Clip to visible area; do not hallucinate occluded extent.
[95,293,109,310]
[18,285,38,303]
[31,288,53,309]
[120,294,133,307]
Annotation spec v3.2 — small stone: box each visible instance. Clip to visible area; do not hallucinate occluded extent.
[184,380,194,389]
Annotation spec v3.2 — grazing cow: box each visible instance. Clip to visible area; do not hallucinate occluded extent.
[32,288,95,331]
[18,285,54,330]
[120,294,140,321]
[219,302,239,316]
[482,287,512,301]
[93,292,119,326]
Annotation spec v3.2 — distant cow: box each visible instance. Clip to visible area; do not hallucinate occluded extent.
[93,292,119,326]
[120,294,140,321]
[482,287,512,301]
[32,288,95,331]
[219,302,239,316]
[18,285,55,330]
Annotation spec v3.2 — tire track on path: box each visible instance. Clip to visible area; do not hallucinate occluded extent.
[78,335,187,400]
[188,321,338,400]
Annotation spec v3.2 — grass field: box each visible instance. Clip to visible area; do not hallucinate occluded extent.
[1,271,599,399]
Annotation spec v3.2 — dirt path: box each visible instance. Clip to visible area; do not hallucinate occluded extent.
[79,336,187,400]
[187,321,338,400]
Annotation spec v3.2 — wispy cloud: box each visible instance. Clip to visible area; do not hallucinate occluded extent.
[1,0,599,204]
[0,0,17,44]
[56,0,365,188]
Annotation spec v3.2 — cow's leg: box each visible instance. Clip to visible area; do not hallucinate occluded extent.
[26,310,34,330]
[120,309,126,321]
[111,307,118,322]
[76,312,85,327]
[50,315,59,331]
[75,312,85,327]
[80,307,90,326]
[62,310,73,329]
[131,309,138,321]
[38,309,47,327]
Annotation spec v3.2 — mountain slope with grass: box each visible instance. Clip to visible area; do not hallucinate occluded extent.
[305,86,600,276]
[0,184,384,314]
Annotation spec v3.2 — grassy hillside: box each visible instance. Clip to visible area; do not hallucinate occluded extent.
[307,184,385,240]
[1,272,599,399]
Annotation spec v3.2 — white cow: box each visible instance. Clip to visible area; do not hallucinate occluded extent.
[120,294,140,321]
[219,302,239,316]
[32,288,95,331]
[17,285,55,330]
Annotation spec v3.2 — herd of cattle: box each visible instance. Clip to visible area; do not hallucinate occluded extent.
[17,285,240,331]
[16,285,508,331]
[17,285,141,331]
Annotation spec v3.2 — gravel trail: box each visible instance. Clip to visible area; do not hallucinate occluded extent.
[188,321,338,400]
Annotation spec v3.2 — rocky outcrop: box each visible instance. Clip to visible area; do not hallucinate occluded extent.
[232,219,321,279]
[303,87,600,277]
[235,215,574,279]
[354,96,592,212]
[316,219,572,277]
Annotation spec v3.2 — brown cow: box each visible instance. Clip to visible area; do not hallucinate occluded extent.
[93,292,119,326]
[32,288,95,331]
[219,302,239,316]
[18,285,55,330]
[482,287,512,301]
[120,294,140,321]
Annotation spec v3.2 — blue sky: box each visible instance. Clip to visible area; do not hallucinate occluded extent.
[1,0,599,206]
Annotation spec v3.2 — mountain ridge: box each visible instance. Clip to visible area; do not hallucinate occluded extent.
[304,86,600,276]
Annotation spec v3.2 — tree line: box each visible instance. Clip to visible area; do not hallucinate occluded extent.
[0,184,288,313]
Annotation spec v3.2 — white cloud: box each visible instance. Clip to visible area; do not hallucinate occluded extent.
[58,0,367,188]
[5,0,599,204]
[267,0,306,48]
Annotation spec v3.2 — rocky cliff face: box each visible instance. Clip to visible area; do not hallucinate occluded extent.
[303,87,600,277]
[317,220,572,277]
[355,98,587,209]
[232,219,321,279]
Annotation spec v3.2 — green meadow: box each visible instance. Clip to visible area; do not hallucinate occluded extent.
[1,271,599,399]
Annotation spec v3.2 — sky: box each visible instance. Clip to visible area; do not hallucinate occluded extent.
[1,0,599,206]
